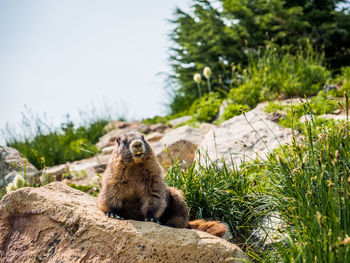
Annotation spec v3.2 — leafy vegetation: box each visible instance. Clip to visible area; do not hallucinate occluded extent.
[168,0,350,113]
[335,67,350,96]
[219,103,250,123]
[189,92,222,122]
[166,46,334,126]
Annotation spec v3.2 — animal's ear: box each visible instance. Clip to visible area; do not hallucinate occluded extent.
[116,137,121,145]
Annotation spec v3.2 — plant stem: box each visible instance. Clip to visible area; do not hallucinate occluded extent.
[346,91,349,121]
[197,83,202,97]
[207,78,211,93]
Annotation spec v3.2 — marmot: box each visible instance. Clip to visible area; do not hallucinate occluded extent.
[97,132,227,237]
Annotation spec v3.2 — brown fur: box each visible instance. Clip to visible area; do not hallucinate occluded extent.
[97,132,227,237]
[188,219,228,237]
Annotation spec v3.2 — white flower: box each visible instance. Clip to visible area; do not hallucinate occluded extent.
[193,73,201,84]
[6,182,16,193]
[14,174,25,189]
[203,67,212,79]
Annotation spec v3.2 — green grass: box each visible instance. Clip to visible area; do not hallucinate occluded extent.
[165,157,271,259]
[264,91,341,130]
[69,183,100,197]
[164,96,350,261]
[0,187,5,200]
[229,48,330,109]
[167,49,335,125]
[261,119,350,262]
[5,119,108,170]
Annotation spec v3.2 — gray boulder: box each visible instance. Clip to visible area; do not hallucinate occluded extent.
[0,146,39,186]
[198,103,293,167]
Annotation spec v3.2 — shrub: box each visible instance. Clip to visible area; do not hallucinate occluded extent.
[190,92,222,122]
[229,81,261,108]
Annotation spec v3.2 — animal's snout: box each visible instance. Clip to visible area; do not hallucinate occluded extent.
[130,139,145,156]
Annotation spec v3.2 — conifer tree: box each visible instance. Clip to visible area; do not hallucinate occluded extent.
[168,0,350,114]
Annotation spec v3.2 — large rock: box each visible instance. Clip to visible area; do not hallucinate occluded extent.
[199,103,293,167]
[145,132,164,143]
[0,182,247,262]
[0,146,39,186]
[41,153,111,186]
[169,116,192,126]
[97,127,138,150]
[151,125,204,167]
[216,99,232,121]
[300,113,348,123]
[97,122,170,151]
[250,213,284,249]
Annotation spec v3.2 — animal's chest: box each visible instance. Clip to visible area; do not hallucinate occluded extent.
[122,165,152,197]
[117,166,153,220]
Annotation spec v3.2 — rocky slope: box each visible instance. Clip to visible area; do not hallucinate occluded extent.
[2,100,346,187]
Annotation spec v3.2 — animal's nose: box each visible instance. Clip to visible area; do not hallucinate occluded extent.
[133,141,142,149]
[131,140,143,151]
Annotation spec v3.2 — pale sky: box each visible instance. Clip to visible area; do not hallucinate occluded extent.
[0,0,189,143]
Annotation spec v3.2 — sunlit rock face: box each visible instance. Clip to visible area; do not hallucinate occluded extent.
[0,182,248,263]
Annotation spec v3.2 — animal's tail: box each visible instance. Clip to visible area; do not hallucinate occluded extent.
[188,219,227,237]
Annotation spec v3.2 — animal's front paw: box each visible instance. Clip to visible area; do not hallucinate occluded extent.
[145,216,160,224]
[106,212,124,220]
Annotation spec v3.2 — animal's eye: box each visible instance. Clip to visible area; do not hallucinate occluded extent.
[122,139,128,146]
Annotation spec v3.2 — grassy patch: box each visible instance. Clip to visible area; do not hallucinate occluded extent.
[262,119,350,262]
[264,91,341,130]
[5,119,108,170]
[228,49,330,109]
[165,157,270,256]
